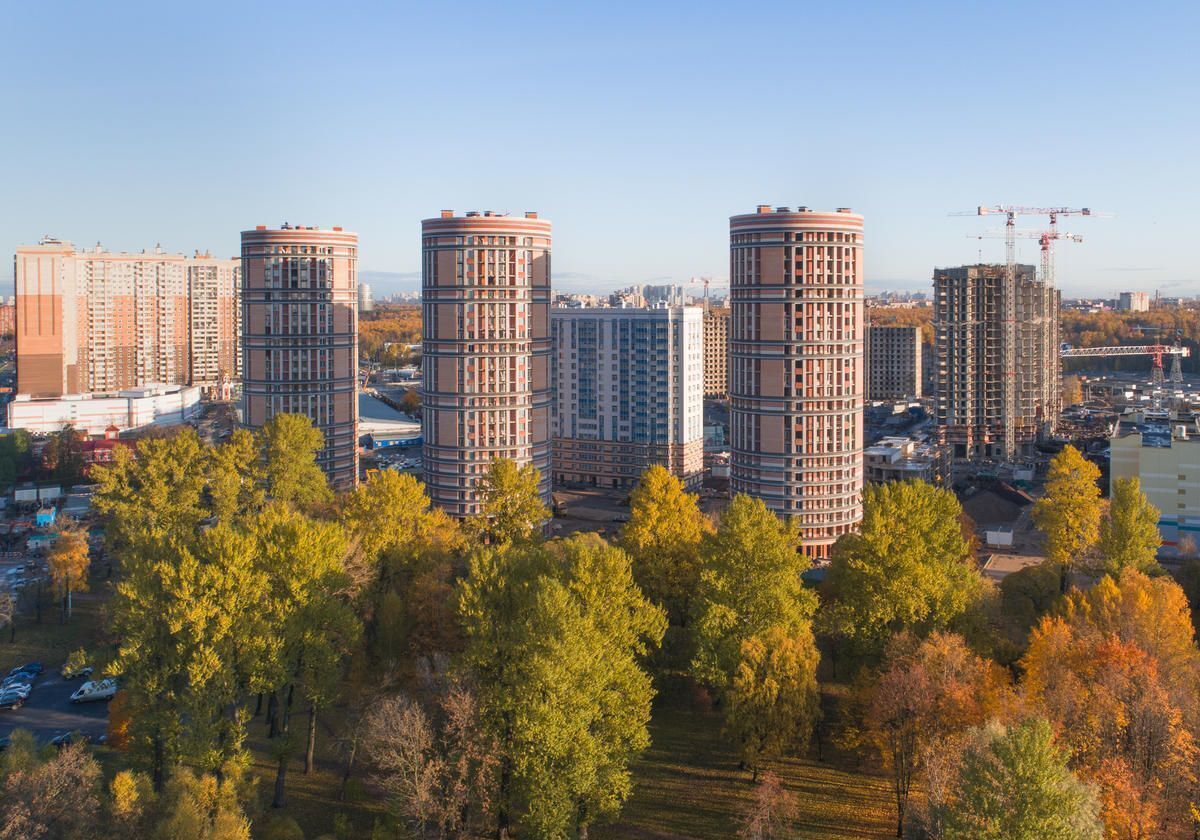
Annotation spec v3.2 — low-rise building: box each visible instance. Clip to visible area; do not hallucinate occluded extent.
[6,383,203,435]
[863,435,950,486]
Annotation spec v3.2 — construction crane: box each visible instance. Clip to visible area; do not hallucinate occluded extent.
[1060,344,1188,386]
[957,205,1101,461]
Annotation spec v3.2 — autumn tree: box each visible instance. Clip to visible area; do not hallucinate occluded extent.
[465,459,548,546]
[725,626,820,780]
[47,523,90,621]
[44,425,85,485]
[1032,446,1102,576]
[940,719,1102,840]
[825,481,983,653]
[1096,477,1161,575]
[108,769,155,836]
[856,631,1010,838]
[0,741,102,840]
[692,494,816,690]
[458,534,665,839]
[207,429,265,525]
[738,771,798,840]
[152,767,252,840]
[619,465,713,627]
[259,413,332,509]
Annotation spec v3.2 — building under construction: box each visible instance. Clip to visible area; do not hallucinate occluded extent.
[934,263,1060,459]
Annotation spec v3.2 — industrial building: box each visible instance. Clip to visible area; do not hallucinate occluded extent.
[550,306,704,490]
[934,263,1060,459]
[1110,409,1200,553]
[420,211,552,517]
[7,383,203,435]
[14,238,241,398]
[866,324,922,400]
[240,225,360,490]
[703,307,729,399]
[729,205,865,560]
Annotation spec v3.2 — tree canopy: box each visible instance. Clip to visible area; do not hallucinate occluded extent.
[1033,446,1102,569]
[1096,477,1161,575]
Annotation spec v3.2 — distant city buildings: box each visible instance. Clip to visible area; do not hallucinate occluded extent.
[420,210,552,517]
[358,281,374,312]
[550,306,704,490]
[703,307,729,399]
[866,325,923,400]
[729,206,865,559]
[240,224,360,490]
[1117,291,1151,312]
[14,238,241,398]
[934,263,1059,459]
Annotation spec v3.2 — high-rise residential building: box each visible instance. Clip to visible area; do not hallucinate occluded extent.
[1117,291,1150,312]
[358,282,374,313]
[550,306,704,490]
[1110,409,1198,552]
[866,324,923,400]
[729,206,865,560]
[420,210,551,517]
[14,237,240,398]
[240,224,359,490]
[703,306,729,398]
[934,264,1059,459]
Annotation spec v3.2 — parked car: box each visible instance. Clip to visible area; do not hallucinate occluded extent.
[50,731,92,749]
[2,673,35,690]
[61,663,93,680]
[7,662,42,677]
[0,689,26,709]
[70,678,117,703]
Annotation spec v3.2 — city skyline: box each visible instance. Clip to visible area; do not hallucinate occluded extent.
[2,2,1197,298]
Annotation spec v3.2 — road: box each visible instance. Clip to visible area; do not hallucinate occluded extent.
[0,669,110,743]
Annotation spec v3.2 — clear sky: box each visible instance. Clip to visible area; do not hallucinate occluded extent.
[2,0,1197,297]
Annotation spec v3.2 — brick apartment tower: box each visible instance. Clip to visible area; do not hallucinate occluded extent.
[420,211,551,517]
[729,206,865,560]
[240,225,359,490]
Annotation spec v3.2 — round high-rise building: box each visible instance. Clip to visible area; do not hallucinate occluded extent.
[240,224,359,490]
[729,206,864,559]
[420,210,551,517]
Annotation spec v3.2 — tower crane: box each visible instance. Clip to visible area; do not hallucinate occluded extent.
[955,205,1102,461]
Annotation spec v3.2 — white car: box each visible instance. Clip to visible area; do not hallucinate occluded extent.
[70,678,118,703]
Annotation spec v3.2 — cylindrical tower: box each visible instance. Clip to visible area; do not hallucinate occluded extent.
[420,210,551,517]
[729,206,864,559]
[240,224,359,490]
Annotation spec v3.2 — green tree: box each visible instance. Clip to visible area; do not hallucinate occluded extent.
[825,481,982,653]
[152,766,252,840]
[1033,446,1102,574]
[208,429,265,525]
[619,465,713,626]
[342,469,460,579]
[692,494,816,690]
[466,459,548,546]
[1096,477,1161,575]
[458,534,665,839]
[260,413,332,509]
[45,425,85,485]
[0,430,33,489]
[724,625,820,780]
[93,428,211,549]
[940,719,1102,840]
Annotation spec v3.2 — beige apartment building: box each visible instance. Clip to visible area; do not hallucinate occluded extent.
[703,306,729,398]
[240,225,359,490]
[420,211,552,518]
[729,206,865,560]
[550,306,704,490]
[1110,410,1194,554]
[15,238,241,398]
[934,264,1059,459]
[866,324,922,400]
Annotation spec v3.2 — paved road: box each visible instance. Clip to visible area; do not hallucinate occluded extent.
[0,669,110,743]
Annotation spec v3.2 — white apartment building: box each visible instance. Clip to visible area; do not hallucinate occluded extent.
[550,306,705,489]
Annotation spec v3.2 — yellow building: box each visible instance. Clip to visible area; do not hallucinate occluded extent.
[1109,410,1200,553]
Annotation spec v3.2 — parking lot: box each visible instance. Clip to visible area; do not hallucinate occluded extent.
[1,663,110,743]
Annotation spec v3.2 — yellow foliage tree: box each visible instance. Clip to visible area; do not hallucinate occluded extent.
[48,523,90,621]
[1032,446,1102,573]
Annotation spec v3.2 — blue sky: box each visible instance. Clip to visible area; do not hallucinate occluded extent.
[1,1,1197,297]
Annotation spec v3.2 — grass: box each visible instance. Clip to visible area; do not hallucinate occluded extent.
[2,578,110,671]
[595,682,895,840]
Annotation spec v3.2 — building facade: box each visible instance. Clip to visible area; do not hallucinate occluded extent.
[729,206,865,559]
[1117,291,1151,312]
[1110,410,1198,554]
[550,306,704,490]
[14,238,240,398]
[7,383,203,435]
[240,225,359,490]
[420,211,552,517]
[358,282,374,313]
[703,306,729,398]
[863,435,949,486]
[934,264,1060,459]
[187,252,241,396]
[866,324,923,400]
